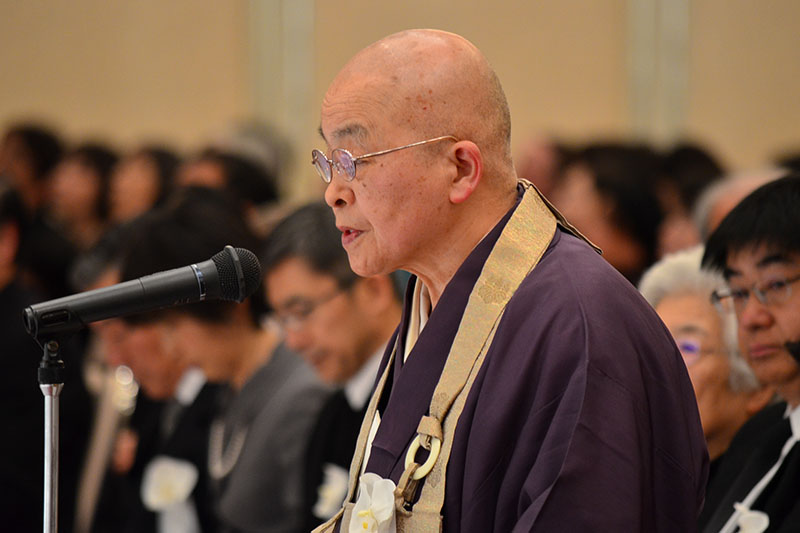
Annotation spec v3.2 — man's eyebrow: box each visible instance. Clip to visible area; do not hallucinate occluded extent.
[756,253,792,269]
[330,123,369,143]
[723,267,740,280]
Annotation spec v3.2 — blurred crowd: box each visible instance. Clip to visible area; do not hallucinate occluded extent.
[1,119,798,532]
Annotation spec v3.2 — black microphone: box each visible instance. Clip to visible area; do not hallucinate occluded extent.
[23,245,261,342]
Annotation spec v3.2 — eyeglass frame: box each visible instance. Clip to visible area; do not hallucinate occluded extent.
[311,135,458,183]
[272,284,350,331]
[674,337,717,367]
[710,273,800,314]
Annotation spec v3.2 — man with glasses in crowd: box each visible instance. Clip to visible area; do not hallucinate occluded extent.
[305,29,708,533]
[699,173,800,533]
[261,201,403,531]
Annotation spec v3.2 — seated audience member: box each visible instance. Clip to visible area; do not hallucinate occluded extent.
[119,188,330,532]
[64,223,201,533]
[692,167,785,241]
[0,123,76,297]
[0,184,91,532]
[175,148,280,235]
[261,201,403,530]
[47,143,118,251]
[639,245,774,482]
[548,141,664,284]
[699,173,800,532]
[655,142,724,257]
[107,145,179,224]
[210,119,292,186]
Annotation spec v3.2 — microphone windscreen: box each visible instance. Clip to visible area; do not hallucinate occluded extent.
[212,247,262,301]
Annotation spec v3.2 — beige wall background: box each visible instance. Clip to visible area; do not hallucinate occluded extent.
[1,0,798,200]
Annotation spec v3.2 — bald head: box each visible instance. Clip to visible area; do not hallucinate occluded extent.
[322,30,513,182]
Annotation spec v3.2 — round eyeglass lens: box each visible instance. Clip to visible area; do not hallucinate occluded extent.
[332,149,356,180]
[311,150,332,182]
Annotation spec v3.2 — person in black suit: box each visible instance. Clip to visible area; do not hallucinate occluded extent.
[0,185,92,532]
[261,201,404,531]
[699,173,800,533]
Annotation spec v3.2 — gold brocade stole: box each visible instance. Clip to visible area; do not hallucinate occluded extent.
[313,181,596,533]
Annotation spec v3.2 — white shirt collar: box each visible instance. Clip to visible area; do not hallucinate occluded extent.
[344,346,385,411]
[174,367,207,406]
[404,279,431,363]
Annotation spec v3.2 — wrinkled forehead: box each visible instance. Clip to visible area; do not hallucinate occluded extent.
[320,71,404,149]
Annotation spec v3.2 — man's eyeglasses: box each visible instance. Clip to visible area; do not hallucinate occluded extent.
[273,287,345,331]
[311,135,457,183]
[710,273,800,314]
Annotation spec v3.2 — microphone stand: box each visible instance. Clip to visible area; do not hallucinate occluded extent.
[38,339,64,533]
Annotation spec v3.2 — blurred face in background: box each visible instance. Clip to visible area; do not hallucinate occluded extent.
[158,313,239,385]
[0,133,35,193]
[109,153,161,223]
[655,290,757,459]
[266,256,380,384]
[48,157,101,224]
[100,320,186,400]
[550,163,646,279]
[176,159,226,189]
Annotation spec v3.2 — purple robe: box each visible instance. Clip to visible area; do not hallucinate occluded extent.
[363,189,709,532]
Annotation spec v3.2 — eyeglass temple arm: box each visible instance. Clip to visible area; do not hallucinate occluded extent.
[353,135,458,163]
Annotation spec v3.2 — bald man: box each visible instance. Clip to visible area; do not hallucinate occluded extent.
[312,30,707,532]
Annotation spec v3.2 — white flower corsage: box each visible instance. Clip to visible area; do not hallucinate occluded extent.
[349,473,397,533]
[141,455,199,510]
[734,503,769,533]
[313,463,349,519]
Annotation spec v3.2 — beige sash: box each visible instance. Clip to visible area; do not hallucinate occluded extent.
[313,181,590,533]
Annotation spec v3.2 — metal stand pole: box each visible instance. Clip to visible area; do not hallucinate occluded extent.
[39,340,64,533]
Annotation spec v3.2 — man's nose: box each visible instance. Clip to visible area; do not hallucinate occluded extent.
[324,174,355,208]
[738,295,774,330]
[284,326,311,352]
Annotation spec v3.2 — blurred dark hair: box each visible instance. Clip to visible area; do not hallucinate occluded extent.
[261,201,358,290]
[261,201,407,299]
[702,172,800,273]
[69,221,137,291]
[66,143,119,221]
[660,142,725,210]
[775,150,800,173]
[119,186,266,325]
[0,185,27,263]
[573,142,664,267]
[134,145,180,207]
[3,123,64,181]
[195,148,279,207]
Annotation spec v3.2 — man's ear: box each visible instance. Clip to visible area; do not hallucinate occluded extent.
[448,141,483,204]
